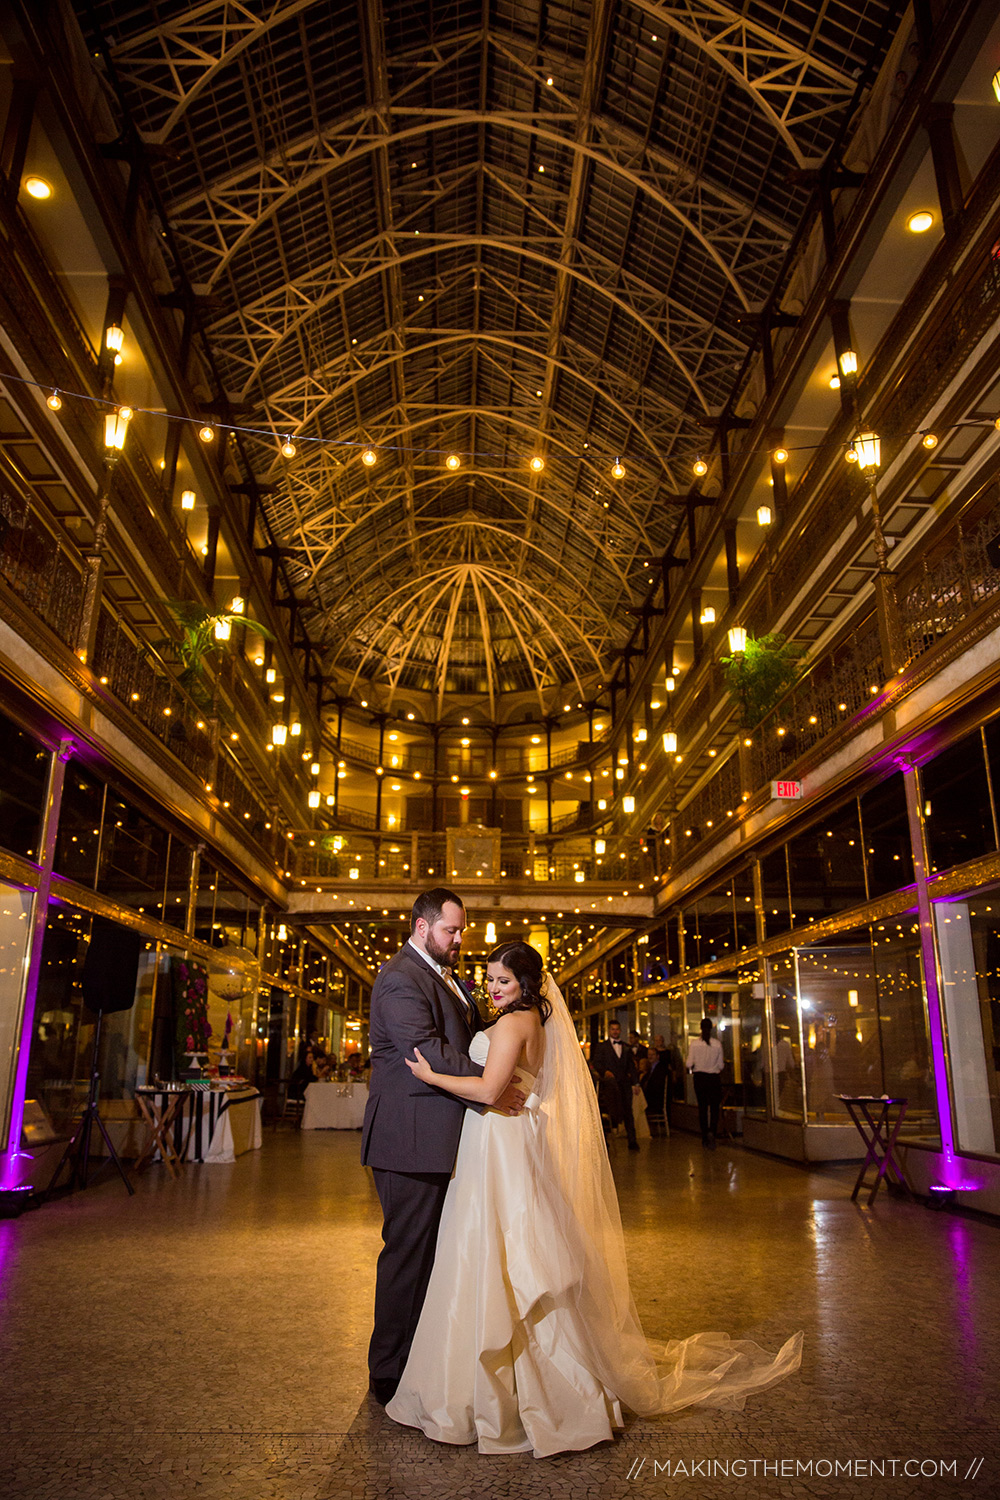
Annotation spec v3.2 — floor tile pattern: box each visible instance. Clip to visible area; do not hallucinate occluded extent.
[0,1129,996,1499]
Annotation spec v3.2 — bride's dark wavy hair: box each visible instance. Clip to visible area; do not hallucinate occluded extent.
[487,940,552,1024]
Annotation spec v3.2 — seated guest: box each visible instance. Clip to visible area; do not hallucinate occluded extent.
[629,1028,650,1084]
[311,1049,333,1080]
[288,1049,316,1101]
[642,1046,671,1136]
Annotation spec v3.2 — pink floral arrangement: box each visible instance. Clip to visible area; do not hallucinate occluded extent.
[172,957,211,1066]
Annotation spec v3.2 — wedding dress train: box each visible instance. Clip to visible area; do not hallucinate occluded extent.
[387,987,802,1458]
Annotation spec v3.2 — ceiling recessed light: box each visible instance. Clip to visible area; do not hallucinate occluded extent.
[907,209,934,233]
[24,175,52,200]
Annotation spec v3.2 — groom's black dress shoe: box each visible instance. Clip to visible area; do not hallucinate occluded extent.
[369,1377,400,1406]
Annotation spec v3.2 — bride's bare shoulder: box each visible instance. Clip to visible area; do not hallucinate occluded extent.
[494,1007,541,1035]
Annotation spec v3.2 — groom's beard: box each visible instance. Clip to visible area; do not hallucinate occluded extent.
[425,935,461,969]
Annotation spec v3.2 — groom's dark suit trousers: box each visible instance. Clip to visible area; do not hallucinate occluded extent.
[369,1167,451,1383]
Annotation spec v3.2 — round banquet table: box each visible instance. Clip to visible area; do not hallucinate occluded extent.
[301,1080,368,1129]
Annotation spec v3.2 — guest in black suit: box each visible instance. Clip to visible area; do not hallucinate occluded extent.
[361,887,525,1405]
[592,1020,641,1151]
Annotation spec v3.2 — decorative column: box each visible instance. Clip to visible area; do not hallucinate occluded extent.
[901,759,957,1178]
[2,740,71,1175]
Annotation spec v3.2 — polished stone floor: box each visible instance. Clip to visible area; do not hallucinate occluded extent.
[0,1126,996,1500]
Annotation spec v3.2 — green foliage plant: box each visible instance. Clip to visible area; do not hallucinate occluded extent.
[720,632,803,730]
[156,599,272,709]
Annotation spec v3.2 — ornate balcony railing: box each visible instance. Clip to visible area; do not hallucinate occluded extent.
[0,488,85,648]
[93,609,215,777]
[213,747,276,853]
[283,829,651,886]
[897,487,1000,669]
[746,614,885,791]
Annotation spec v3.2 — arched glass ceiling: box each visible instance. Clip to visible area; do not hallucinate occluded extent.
[77,0,901,714]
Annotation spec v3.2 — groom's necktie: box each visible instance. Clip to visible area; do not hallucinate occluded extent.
[443,967,474,1025]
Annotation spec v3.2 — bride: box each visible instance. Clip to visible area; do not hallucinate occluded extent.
[386,939,802,1458]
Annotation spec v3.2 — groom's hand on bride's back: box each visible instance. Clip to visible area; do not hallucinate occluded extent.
[494,1072,528,1116]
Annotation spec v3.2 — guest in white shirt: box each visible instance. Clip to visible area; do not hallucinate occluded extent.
[687,1018,725,1149]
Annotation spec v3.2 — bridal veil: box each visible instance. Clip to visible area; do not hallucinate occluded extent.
[533,971,803,1415]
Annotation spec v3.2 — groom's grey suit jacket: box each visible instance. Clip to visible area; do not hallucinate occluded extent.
[361,943,485,1174]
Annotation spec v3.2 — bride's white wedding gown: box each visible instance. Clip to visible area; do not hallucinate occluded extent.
[387,1012,801,1458]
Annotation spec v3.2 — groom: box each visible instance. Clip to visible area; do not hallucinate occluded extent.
[361,886,525,1404]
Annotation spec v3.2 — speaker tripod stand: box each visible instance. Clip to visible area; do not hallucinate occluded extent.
[47,1009,135,1198]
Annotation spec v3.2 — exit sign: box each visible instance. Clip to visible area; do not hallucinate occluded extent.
[772,779,803,800]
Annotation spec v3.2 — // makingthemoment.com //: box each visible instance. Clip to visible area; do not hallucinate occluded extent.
[625,1457,986,1482]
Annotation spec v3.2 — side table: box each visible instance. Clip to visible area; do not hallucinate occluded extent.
[134,1087,191,1179]
[838,1095,912,1206]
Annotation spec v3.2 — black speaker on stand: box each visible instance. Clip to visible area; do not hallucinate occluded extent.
[46,917,142,1199]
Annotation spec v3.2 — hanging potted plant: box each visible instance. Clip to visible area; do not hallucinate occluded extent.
[155,599,272,709]
[720,632,802,730]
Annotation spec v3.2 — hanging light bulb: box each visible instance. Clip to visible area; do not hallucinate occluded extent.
[308,789,321,809]
[610,458,626,479]
[105,324,124,354]
[699,605,716,625]
[290,721,302,737]
[265,667,276,684]
[281,437,296,458]
[229,596,245,614]
[838,350,858,380]
[485,921,496,945]
[361,447,377,467]
[271,723,288,746]
[594,838,606,855]
[623,795,636,814]
[756,503,772,526]
[693,457,708,477]
[921,432,938,449]
[445,453,461,470]
[771,447,788,465]
[46,391,62,411]
[728,625,747,654]
[529,455,545,472]
[662,731,677,754]
[181,489,196,510]
[845,446,858,463]
[213,616,232,641]
[199,424,215,443]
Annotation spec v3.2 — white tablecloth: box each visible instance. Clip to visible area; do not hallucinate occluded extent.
[137,1086,263,1163]
[202,1088,263,1162]
[302,1081,368,1129]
